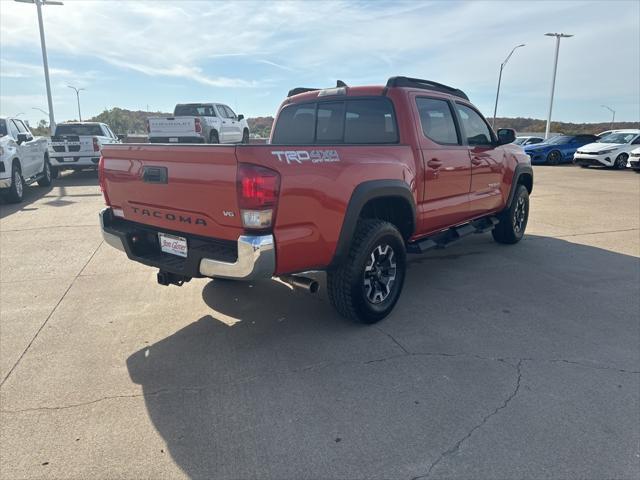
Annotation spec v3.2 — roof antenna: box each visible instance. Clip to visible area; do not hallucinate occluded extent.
[336,80,347,87]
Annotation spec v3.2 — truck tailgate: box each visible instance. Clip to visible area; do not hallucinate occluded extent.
[100,144,243,241]
[148,117,196,136]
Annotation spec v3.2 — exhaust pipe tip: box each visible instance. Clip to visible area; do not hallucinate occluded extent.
[280,275,319,294]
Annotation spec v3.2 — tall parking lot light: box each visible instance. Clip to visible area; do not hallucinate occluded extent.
[14,0,63,134]
[68,85,85,122]
[544,33,573,139]
[492,44,525,129]
[601,105,616,128]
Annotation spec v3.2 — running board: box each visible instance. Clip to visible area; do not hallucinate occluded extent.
[406,216,499,254]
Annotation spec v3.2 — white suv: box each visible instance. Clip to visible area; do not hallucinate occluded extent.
[573,130,640,169]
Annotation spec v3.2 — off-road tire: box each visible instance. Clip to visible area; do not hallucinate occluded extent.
[4,162,24,203]
[209,131,220,144]
[37,157,52,187]
[492,184,529,244]
[50,166,59,179]
[327,219,406,324]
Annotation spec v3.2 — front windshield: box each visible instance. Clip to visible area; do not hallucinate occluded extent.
[598,133,637,144]
[0,119,6,137]
[546,135,571,145]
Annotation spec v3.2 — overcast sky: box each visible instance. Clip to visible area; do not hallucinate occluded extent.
[1,0,638,126]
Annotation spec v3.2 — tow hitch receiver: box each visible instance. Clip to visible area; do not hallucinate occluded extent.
[157,271,191,287]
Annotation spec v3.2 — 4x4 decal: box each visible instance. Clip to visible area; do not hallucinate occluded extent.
[271,150,340,165]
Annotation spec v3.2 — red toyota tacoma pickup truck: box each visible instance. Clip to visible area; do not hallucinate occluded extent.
[99,76,532,323]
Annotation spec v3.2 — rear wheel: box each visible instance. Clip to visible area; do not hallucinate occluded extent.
[546,150,562,165]
[492,184,529,244]
[4,162,24,203]
[327,220,406,324]
[37,157,52,187]
[209,131,219,144]
[614,153,628,170]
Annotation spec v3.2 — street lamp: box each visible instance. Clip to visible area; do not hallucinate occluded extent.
[32,107,50,116]
[601,105,616,129]
[68,85,85,122]
[492,44,525,128]
[14,0,63,134]
[544,33,573,139]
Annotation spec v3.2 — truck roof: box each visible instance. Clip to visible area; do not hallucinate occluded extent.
[286,76,469,103]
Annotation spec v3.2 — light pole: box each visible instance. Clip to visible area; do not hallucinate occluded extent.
[601,105,615,129]
[15,0,63,134]
[492,44,525,128]
[544,33,573,139]
[32,107,50,116]
[68,85,85,121]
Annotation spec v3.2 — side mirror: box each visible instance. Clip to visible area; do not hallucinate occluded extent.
[237,114,244,121]
[496,128,516,146]
[16,133,28,145]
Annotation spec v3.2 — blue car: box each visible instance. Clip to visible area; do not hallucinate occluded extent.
[524,134,599,165]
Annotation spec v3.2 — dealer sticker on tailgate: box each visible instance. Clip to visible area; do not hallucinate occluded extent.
[158,232,188,257]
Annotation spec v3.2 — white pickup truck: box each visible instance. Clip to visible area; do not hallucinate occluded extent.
[147,103,250,144]
[48,122,120,175]
[0,116,52,203]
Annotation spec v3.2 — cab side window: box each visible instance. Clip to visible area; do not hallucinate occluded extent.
[416,97,459,145]
[456,104,493,146]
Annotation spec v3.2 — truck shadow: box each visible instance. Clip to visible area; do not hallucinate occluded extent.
[126,235,639,479]
[0,170,99,219]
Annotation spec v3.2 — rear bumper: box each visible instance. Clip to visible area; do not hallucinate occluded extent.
[50,155,100,167]
[148,136,205,144]
[99,208,275,280]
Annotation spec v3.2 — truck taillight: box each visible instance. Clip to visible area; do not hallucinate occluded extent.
[93,137,100,152]
[98,156,110,206]
[194,118,202,134]
[237,163,280,229]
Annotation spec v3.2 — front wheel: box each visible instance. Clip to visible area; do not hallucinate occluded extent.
[492,184,529,244]
[546,150,562,165]
[614,153,628,170]
[4,163,24,203]
[327,220,406,324]
[37,158,52,187]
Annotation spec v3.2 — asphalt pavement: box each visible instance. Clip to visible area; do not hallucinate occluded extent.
[1,166,638,479]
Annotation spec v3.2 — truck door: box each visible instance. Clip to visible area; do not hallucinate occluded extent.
[413,95,471,233]
[454,102,505,216]
[215,105,233,143]
[12,119,39,177]
[222,105,242,142]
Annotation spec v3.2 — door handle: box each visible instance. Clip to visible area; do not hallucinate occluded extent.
[427,159,442,169]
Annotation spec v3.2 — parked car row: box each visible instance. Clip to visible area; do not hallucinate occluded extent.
[516,129,640,171]
[0,117,122,203]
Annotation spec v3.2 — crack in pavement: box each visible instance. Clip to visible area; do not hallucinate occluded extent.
[413,359,524,480]
[0,240,104,389]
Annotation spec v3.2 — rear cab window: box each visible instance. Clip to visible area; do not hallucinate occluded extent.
[174,104,216,117]
[55,124,104,136]
[272,97,398,145]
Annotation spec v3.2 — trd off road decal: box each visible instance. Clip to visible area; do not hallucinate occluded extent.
[271,150,340,165]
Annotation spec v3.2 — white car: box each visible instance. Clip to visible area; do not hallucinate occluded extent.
[148,103,250,144]
[48,122,120,175]
[573,129,640,169]
[0,117,52,203]
[627,147,640,173]
[513,136,544,146]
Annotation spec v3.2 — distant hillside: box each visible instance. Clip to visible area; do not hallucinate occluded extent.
[83,108,637,137]
[494,117,638,135]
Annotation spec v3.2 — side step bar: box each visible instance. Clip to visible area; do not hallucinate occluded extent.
[407,216,499,254]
